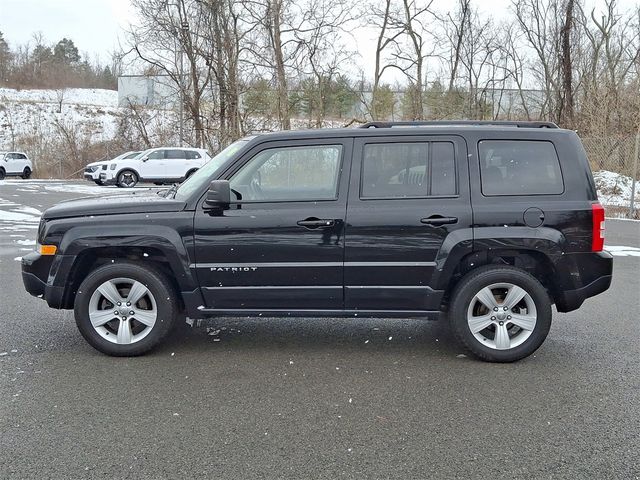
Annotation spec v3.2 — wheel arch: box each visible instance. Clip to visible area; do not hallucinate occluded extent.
[54,228,199,309]
[115,167,140,181]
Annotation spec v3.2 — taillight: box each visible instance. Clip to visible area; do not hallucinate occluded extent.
[591,203,605,252]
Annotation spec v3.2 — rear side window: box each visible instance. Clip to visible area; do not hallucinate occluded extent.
[186,151,201,159]
[166,149,185,160]
[478,140,563,195]
[361,142,456,198]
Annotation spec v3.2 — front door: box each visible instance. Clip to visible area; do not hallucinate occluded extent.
[193,139,352,312]
[138,149,166,179]
[344,135,472,312]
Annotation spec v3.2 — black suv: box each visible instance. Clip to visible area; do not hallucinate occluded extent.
[21,121,613,362]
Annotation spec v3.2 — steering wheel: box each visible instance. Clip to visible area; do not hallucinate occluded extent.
[248,177,263,200]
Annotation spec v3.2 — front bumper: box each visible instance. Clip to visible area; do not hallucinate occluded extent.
[100,172,118,185]
[554,251,613,312]
[21,252,68,309]
[84,170,101,181]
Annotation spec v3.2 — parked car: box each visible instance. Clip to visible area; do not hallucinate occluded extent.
[0,151,33,180]
[99,147,211,188]
[21,121,613,361]
[84,151,141,185]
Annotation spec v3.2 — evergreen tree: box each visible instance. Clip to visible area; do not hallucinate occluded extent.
[53,38,80,65]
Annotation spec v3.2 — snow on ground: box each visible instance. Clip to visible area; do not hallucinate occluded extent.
[0,87,118,107]
[594,170,639,208]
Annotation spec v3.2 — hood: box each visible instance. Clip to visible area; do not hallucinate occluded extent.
[42,193,187,219]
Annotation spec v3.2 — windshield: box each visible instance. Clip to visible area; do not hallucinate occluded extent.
[174,139,250,201]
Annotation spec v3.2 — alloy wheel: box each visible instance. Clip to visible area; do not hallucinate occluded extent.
[466,282,537,350]
[88,277,157,345]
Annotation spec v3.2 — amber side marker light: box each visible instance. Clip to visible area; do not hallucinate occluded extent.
[38,244,57,256]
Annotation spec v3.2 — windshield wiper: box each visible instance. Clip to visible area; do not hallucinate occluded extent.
[157,183,179,198]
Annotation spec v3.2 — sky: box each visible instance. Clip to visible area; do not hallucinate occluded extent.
[0,0,637,74]
[0,0,134,62]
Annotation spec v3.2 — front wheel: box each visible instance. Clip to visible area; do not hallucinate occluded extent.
[94,179,104,185]
[117,170,138,188]
[449,266,552,362]
[74,262,178,356]
[0,168,5,180]
[21,167,32,179]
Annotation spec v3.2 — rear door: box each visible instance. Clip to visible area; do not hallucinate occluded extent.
[165,149,189,179]
[344,135,472,312]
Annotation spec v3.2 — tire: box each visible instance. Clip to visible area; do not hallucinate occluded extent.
[94,180,104,186]
[185,169,197,179]
[448,265,552,363]
[117,169,138,188]
[21,167,32,179]
[0,168,5,180]
[74,262,178,356]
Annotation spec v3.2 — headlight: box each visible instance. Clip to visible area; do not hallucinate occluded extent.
[110,164,117,170]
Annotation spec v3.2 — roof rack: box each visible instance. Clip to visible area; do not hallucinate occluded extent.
[359,120,559,129]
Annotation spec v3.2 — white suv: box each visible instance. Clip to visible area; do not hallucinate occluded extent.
[84,151,141,185]
[0,152,33,180]
[101,147,211,187]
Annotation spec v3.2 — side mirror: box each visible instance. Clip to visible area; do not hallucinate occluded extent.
[204,180,231,210]
[141,156,149,162]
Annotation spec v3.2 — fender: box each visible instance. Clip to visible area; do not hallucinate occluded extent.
[54,224,197,292]
[431,226,567,291]
[472,226,567,260]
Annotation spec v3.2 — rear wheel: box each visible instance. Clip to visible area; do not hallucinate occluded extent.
[74,262,177,356]
[94,179,104,185]
[449,265,552,362]
[21,167,32,179]
[117,170,138,188]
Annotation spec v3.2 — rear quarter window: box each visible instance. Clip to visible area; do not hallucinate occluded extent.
[478,140,564,195]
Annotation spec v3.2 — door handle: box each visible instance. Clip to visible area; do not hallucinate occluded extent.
[297,218,336,229]
[420,215,458,226]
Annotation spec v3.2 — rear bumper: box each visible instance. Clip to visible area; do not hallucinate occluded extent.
[554,251,613,312]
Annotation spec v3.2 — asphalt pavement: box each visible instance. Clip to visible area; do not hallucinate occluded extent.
[1,180,639,479]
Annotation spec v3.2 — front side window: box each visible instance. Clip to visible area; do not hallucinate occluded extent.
[230,145,343,202]
[361,142,456,198]
[147,150,165,160]
[478,140,564,195]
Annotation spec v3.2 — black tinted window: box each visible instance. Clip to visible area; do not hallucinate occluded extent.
[186,151,201,159]
[166,149,185,160]
[361,142,456,198]
[431,142,456,196]
[479,140,563,195]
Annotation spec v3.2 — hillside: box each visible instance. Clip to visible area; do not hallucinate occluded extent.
[0,88,123,150]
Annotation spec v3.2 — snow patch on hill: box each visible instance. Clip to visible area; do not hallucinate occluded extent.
[594,170,639,208]
[0,88,118,107]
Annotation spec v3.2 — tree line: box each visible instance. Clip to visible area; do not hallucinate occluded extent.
[0,33,117,90]
[1,0,639,155]
[120,0,639,151]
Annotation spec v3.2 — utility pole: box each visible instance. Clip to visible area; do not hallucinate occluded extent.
[630,125,639,218]
[179,21,189,147]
